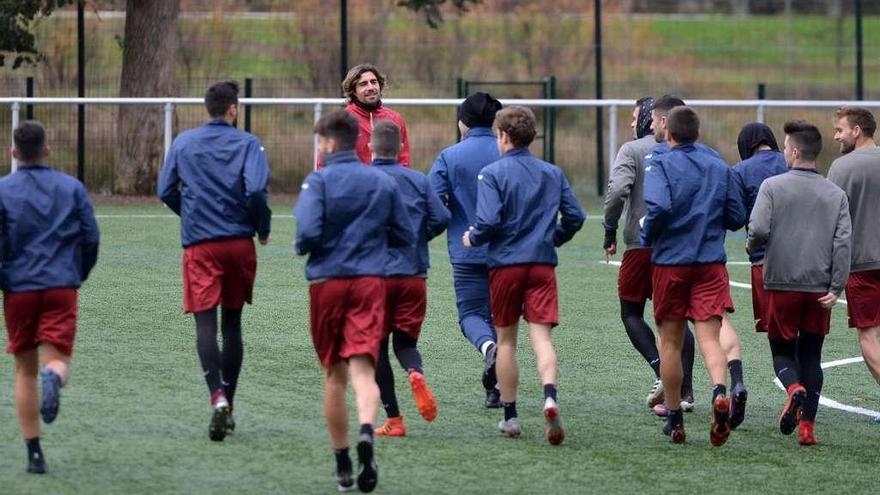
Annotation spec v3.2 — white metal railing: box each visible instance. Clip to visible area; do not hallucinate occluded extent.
[6,97,880,173]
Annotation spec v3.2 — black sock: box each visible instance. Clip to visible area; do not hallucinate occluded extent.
[712,384,727,401]
[797,333,825,422]
[543,383,557,401]
[194,309,223,394]
[668,408,683,427]
[770,338,800,388]
[220,307,244,405]
[375,337,400,418]
[620,300,660,376]
[26,437,42,459]
[681,326,695,397]
[359,423,374,443]
[392,330,423,374]
[334,447,352,473]
[502,401,517,421]
[728,359,744,388]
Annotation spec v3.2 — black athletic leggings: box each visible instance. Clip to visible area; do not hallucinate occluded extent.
[620,300,695,395]
[194,307,244,404]
[770,333,824,422]
[376,330,423,418]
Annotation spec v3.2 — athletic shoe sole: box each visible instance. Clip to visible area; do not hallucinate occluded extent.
[729,387,748,430]
[544,406,565,446]
[780,388,806,435]
[710,396,731,447]
[356,441,378,493]
[336,472,356,493]
[209,405,229,442]
[40,369,61,424]
[646,380,665,408]
[27,458,46,474]
[670,425,686,444]
[482,345,497,390]
[409,372,438,422]
[498,419,522,438]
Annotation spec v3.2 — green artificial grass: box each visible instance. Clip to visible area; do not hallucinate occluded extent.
[1,205,878,494]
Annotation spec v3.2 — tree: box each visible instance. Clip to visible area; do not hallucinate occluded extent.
[114,0,180,194]
[0,0,76,68]
[398,0,481,28]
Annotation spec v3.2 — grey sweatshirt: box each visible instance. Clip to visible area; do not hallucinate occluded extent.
[603,135,656,249]
[828,147,880,272]
[747,169,851,294]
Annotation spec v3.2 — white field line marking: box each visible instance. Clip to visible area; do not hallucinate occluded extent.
[602,259,877,418]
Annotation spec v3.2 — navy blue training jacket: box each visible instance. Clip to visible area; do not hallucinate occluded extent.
[373,158,450,277]
[640,142,747,265]
[428,127,500,265]
[732,150,788,263]
[158,119,271,247]
[468,148,585,268]
[294,151,417,281]
[0,165,100,292]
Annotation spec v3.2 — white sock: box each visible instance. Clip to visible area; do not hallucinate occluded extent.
[480,340,495,358]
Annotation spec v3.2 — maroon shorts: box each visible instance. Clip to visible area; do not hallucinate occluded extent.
[652,263,731,325]
[182,237,256,313]
[489,264,558,327]
[4,288,78,355]
[385,277,427,340]
[845,270,880,329]
[751,264,769,332]
[765,290,831,341]
[619,248,653,303]
[309,277,385,367]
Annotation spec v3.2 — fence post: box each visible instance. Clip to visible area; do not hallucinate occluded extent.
[608,103,617,171]
[757,83,766,123]
[11,102,20,172]
[313,102,323,170]
[26,77,34,120]
[164,102,174,160]
[244,77,253,133]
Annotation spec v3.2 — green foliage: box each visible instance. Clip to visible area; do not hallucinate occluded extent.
[0,0,76,68]
[397,0,481,28]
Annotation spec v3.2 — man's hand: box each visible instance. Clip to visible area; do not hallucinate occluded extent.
[259,236,270,246]
[462,227,474,248]
[817,292,838,309]
[603,229,617,262]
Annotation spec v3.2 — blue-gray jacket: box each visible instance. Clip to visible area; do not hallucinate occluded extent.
[468,148,585,268]
[732,150,787,263]
[373,158,450,277]
[428,127,500,264]
[158,119,271,247]
[0,165,100,292]
[294,151,416,281]
[640,143,746,265]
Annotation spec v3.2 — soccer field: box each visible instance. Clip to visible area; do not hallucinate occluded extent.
[1,204,878,494]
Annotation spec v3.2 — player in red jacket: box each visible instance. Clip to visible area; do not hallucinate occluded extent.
[318,64,410,167]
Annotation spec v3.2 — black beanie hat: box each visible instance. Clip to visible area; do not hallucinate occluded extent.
[458,92,502,128]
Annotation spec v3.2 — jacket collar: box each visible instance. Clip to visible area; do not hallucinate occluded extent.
[503,147,532,158]
[16,163,49,170]
[346,102,382,117]
[323,150,360,166]
[207,118,234,127]
[464,127,494,139]
[371,158,399,166]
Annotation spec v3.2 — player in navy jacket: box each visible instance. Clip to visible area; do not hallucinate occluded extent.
[732,123,787,334]
[157,81,271,442]
[643,97,750,429]
[294,110,415,493]
[370,120,450,437]
[464,106,585,446]
[0,121,100,474]
[640,106,747,446]
[428,92,504,408]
